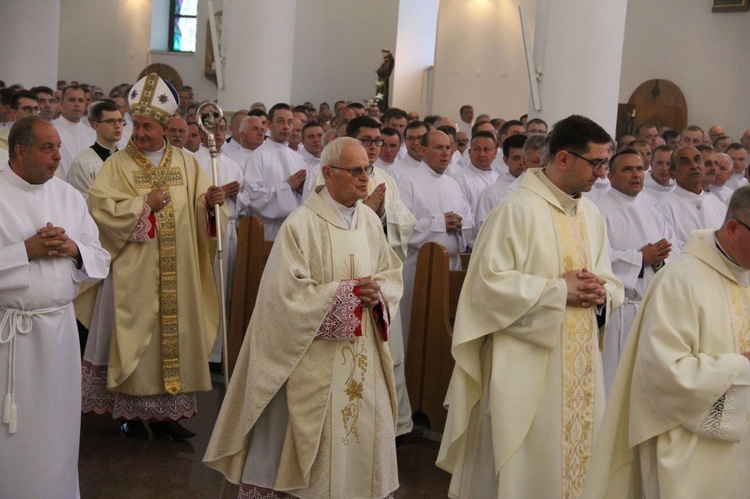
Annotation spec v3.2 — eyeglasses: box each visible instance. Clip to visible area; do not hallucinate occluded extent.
[328,165,374,177]
[98,118,125,125]
[565,150,609,172]
[405,135,424,143]
[358,137,384,147]
[18,105,41,114]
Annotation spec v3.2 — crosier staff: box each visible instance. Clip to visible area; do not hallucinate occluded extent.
[197,101,229,387]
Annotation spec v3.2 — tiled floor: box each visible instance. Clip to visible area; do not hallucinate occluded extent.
[79,381,452,498]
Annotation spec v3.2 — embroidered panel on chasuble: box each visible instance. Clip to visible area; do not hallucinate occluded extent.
[551,207,597,498]
[126,141,184,395]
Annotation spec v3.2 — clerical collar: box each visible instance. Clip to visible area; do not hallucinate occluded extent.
[712,233,750,286]
[320,187,358,229]
[142,141,167,167]
[540,168,579,214]
[90,141,118,162]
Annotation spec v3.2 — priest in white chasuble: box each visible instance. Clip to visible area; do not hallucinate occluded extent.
[1,116,110,499]
[77,73,226,440]
[437,115,623,499]
[583,188,750,498]
[596,148,678,395]
[204,137,403,498]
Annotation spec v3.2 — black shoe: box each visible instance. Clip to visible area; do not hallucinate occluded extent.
[395,428,424,447]
[120,420,150,440]
[151,421,196,440]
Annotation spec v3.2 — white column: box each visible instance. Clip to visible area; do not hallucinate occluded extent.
[391,0,439,115]
[218,0,297,111]
[0,0,60,87]
[529,0,628,134]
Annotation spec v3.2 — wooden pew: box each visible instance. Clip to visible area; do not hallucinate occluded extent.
[226,215,273,376]
[405,243,468,431]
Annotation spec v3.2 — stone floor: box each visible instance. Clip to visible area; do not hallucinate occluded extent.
[78,380,452,498]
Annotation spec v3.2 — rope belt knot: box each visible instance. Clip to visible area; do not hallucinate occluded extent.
[1,305,66,434]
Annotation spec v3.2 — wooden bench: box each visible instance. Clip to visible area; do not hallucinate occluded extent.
[226,215,273,377]
[405,243,468,431]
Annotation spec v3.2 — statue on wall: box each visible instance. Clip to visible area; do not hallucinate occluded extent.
[375,48,395,112]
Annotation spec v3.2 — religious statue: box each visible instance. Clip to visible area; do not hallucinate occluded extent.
[376,49,395,112]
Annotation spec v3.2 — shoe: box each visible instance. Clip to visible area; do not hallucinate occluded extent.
[120,420,150,440]
[151,421,196,440]
[395,428,424,447]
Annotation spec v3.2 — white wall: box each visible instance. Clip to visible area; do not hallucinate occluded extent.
[0,0,60,88]
[390,0,439,116]
[290,0,399,108]
[52,0,750,137]
[619,0,750,139]
[58,0,217,100]
[431,0,537,123]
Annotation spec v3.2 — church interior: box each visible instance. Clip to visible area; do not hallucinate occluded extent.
[1,0,749,498]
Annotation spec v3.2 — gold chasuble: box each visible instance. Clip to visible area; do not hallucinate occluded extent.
[437,169,623,499]
[204,188,402,498]
[85,141,221,399]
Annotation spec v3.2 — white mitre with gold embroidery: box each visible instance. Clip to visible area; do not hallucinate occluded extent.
[128,73,179,127]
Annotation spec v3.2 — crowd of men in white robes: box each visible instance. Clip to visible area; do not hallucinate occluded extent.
[3,76,750,497]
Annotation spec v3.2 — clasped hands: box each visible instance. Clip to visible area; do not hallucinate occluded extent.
[444,211,463,234]
[355,276,381,308]
[563,268,607,308]
[25,222,80,261]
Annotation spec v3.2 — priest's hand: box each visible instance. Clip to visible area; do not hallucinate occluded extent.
[146,188,171,213]
[563,268,607,308]
[222,180,241,201]
[364,183,386,218]
[206,185,226,207]
[444,211,463,234]
[287,169,307,194]
[355,276,381,308]
[641,238,672,266]
[25,222,81,260]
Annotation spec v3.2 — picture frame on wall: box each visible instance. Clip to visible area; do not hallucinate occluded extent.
[712,0,749,12]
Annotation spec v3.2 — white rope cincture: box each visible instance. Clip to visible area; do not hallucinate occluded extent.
[1,305,65,434]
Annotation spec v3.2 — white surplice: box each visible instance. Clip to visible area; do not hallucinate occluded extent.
[242,139,306,241]
[726,172,749,191]
[397,162,473,354]
[475,170,518,230]
[194,146,247,363]
[583,177,612,203]
[0,168,110,499]
[223,141,254,167]
[52,116,96,179]
[657,185,727,250]
[711,183,734,204]
[597,188,678,395]
[452,165,499,248]
[390,153,422,183]
[373,157,394,178]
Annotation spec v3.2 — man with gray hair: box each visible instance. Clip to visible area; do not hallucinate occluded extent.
[205,137,402,498]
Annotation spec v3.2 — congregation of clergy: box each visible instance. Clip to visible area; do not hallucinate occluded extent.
[2,76,750,498]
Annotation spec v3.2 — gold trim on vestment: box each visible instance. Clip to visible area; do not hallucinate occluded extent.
[723,279,750,355]
[130,73,172,127]
[552,207,596,498]
[126,139,183,395]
